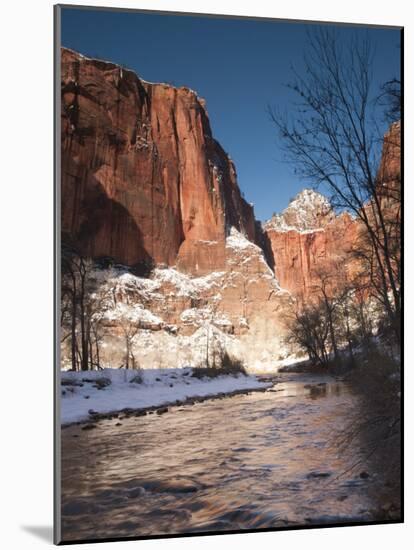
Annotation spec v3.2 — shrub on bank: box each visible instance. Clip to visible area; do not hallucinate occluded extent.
[191,352,247,379]
[345,347,401,406]
[340,346,401,499]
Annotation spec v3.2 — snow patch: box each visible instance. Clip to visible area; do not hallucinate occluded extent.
[226,226,260,251]
[152,267,225,298]
[60,367,270,424]
[104,302,163,327]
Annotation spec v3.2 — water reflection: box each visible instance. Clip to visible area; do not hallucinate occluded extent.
[60,374,394,541]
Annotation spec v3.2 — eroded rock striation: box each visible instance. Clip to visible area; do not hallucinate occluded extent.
[262,190,359,299]
[61,47,256,275]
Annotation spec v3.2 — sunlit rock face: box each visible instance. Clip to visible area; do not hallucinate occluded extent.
[262,121,401,301]
[60,48,292,370]
[263,192,359,299]
[61,228,293,373]
[375,121,401,242]
[60,47,400,371]
[377,121,401,189]
[61,47,256,275]
[265,189,335,233]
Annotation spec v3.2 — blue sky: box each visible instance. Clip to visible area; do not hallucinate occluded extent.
[61,7,401,221]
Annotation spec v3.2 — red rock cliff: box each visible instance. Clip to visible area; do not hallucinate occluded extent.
[378,121,401,189]
[263,190,360,298]
[265,213,359,298]
[263,120,401,300]
[61,48,256,274]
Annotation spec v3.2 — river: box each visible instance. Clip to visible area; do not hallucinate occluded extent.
[60,373,397,542]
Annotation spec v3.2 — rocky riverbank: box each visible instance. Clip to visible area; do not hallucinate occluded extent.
[60,367,271,426]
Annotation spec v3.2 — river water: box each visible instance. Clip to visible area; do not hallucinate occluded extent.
[60,373,396,542]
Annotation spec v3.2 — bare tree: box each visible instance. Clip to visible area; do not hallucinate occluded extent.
[120,319,140,370]
[289,257,374,368]
[378,78,401,125]
[62,244,81,371]
[61,243,106,371]
[85,290,106,370]
[311,269,340,362]
[288,300,331,367]
[205,298,221,369]
[270,28,401,341]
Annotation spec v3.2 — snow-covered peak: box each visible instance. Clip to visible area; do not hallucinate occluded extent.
[264,188,334,233]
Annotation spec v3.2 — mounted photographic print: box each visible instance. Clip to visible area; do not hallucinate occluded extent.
[54,4,403,544]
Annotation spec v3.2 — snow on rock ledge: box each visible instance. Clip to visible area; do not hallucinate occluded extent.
[104,302,163,329]
[61,228,295,374]
[226,226,261,250]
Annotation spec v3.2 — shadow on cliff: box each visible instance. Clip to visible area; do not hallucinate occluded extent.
[61,162,154,276]
[255,221,276,272]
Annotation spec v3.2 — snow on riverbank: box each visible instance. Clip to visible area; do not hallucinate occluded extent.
[60,368,270,425]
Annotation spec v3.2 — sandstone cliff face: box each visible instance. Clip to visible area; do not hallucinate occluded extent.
[60,48,294,371]
[262,119,401,299]
[61,228,293,372]
[61,48,255,274]
[378,121,401,189]
[267,189,335,232]
[263,190,359,299]
[60,47,400,371]
[376,120,401,246]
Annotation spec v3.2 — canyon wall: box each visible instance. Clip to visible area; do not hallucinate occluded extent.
[60,48,400,370]
[378,121,401,189]
[60,48,293,370]
[262,120,401,300]
[262,190,360,299]
[61,47,256,275]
